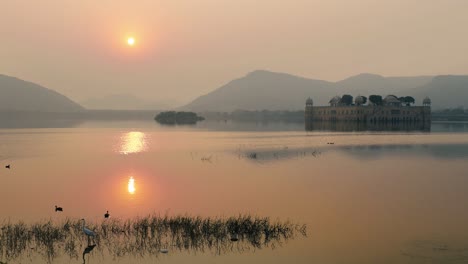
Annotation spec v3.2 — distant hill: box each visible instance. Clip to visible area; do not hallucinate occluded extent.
[81,94,171,110]
[0,74,83,112]
[336,73,433,95]
[182,70,467,111]
[408,75,468,109]
[182,70,336,111]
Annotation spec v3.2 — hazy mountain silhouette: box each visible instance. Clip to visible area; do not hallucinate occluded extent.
[182,70,466,111]
[182,70,336,111]
[409,75,468,109]
[81,94,172,110]
[0,74,83,112]
[336,73,433,95]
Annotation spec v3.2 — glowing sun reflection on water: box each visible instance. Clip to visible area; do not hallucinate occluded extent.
[120,131,147,154]
[128,176,136,194]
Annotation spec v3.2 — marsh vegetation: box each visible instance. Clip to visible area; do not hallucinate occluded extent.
[235,144,322,163]
[0,215,306,263]
[401,239,468,262]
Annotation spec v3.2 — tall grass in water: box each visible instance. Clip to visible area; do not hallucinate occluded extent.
[0,215,306,263]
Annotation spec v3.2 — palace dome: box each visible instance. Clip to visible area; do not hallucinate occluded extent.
[329,96,341,104]
[355,96,365,105]
[423,97,431,105]
[383,95,400,103]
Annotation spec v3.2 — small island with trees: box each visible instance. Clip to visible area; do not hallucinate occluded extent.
[154,111,205,125]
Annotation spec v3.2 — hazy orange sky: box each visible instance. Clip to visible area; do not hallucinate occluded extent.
[1,0,467,105]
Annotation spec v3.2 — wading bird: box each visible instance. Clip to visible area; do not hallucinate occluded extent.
[55,205,63,212]
[104,211,109,218]
[81,219,96,245]
[82,244,96,264]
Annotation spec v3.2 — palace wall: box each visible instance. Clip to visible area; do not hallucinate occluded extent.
[305,105,431,123]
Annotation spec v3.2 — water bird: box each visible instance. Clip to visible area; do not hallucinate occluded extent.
[5,164,10,169]
[433,245,448,251]
[81,219,96,245]
[248,153,257,159]
[230,234,239,242]
[55,205,63,212]
[104,211,110,218]
[201,155,212,162]
[82,244,96,264]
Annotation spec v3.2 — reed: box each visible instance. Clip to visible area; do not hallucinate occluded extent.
[0,215,306,263]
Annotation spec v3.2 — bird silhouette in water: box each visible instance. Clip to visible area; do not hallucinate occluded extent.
[230,233,239,242]
[55,205,63,212]
[81,219,96,245]
[5,164,10,169]
[82,244,96,264]
[104,210,110,218]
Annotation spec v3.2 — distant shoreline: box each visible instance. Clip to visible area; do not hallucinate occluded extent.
[0,109,158,120]
[0,109,466,122]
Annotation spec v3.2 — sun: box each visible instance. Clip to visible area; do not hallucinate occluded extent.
[127,37,135,46]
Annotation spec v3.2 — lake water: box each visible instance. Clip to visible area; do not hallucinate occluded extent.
[1,120,468,263]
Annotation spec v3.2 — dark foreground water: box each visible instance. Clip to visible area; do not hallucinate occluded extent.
[1,120,468,264]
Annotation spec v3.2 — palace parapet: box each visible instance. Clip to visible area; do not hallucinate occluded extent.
[305,95,431,123]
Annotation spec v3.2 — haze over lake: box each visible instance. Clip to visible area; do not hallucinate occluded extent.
[2,0,468,263]
[1,121,468,263]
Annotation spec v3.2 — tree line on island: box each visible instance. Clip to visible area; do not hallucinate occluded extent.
[153,107,467,124]
[154,111,205,125]
[338,94,416,106]
[153,94,429,125]
[432,107,468,121]
[202,110,305,123]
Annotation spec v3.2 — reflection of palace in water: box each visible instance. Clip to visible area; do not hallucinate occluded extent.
[305,95,432,132]
[306,120,430,132]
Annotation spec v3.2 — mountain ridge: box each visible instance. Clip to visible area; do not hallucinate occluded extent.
[0,74,84,112]
[182,70,466,111]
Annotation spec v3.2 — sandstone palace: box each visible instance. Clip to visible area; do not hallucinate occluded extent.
[305,95,431,124]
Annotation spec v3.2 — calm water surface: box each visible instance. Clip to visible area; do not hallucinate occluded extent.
[1,121,468,263]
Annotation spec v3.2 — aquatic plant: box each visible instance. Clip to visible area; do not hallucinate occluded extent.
[240,147,322,162]
[0,215,306,263]
[401,239,468,262]
[248,152,257,159]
